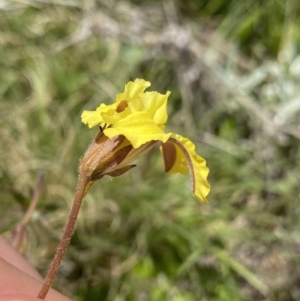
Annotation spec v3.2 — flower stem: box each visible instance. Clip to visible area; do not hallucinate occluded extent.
[37,174,90,299]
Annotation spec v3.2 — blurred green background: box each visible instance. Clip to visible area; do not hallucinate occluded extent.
[1,0,300,300]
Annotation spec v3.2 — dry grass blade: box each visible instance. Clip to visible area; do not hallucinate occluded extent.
[10,173,45,252]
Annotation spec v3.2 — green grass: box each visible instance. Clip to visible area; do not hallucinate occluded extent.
[1,1,300,300]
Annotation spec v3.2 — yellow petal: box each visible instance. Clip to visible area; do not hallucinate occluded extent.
[129,91,170,125]
[116,79,151,103]
[82,79,170,129]
[161,140,189,175]
[103,111,170,148]
[81,110,103,128]
[105,90,170,126]
[161,133,210,203]
[81,103,115,128]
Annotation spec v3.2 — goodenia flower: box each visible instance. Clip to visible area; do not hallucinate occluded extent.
[80,79,210,202]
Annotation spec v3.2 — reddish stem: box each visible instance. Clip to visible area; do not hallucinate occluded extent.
[37,174,90,299]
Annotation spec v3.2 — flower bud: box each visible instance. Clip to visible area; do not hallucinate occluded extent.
[79,130,135,181]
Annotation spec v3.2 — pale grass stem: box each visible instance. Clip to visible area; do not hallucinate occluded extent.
[11,173,45,250]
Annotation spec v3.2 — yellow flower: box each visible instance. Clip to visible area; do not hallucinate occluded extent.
[81,79,210,202]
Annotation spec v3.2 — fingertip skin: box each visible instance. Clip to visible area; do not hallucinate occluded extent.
[0,237,42,281]
[0,294,46,301]
[0,258,72,301]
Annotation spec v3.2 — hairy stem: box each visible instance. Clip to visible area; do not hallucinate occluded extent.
[37,174,90,299]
